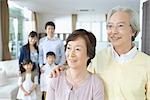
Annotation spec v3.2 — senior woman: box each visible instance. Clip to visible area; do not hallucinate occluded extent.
[46,29,104,100]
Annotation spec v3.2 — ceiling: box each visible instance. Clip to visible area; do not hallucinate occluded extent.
[10,0,140,14]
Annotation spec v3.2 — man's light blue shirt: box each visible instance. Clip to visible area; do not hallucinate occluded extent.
[39,36,65,67]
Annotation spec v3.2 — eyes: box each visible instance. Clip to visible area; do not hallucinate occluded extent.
[106,23,131,30]
[66,46,81,51]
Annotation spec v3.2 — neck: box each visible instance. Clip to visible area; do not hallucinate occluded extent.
[67,68,89,85]
[47,35,53,39]
[114,43,133,56]
[29,45,36,51]
[26,71,31,73]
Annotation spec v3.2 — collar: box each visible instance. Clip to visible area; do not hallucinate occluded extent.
[45,63,56,67]
[111,44,138,64]
[45,36,57,41]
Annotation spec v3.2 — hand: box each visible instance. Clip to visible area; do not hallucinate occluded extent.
[18,70,21,76]
[28,90,32,95]
[50,65,66,78]
[40,68,44,73]
[24,91,30,96]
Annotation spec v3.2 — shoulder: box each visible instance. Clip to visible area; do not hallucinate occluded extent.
[95,47,112,61]
[20,45,27,50]
[53,37,63,42]
[135,51,150,70]
[136,51,150,63]
[138,51,150,58]
[39,37,46,44]
[91,74,104,87]
[90,73,104,95]
[97,47,111,56]
[48,71,65,88]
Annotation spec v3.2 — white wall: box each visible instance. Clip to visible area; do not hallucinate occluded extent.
[37,13,105,34]
[0,2,2,60]
[77,13,105,22]
[37,13,72,33]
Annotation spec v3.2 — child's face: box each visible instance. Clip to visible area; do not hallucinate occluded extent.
[47,55,55,65]
[23,63,33,72]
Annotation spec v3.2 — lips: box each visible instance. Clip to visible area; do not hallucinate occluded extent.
[68,59,77,63]
[110,36,121,41]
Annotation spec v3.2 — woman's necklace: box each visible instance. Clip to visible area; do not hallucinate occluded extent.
[67,69,89,90]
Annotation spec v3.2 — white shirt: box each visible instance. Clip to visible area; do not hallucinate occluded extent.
[111,44,138,64]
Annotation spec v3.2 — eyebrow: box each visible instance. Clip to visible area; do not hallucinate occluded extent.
[67,44,84,48]
[107,22,126,24]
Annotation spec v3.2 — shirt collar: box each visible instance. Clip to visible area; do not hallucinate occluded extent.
[46,63,55,67]
[45,36,57,41]
[111,44,138,64]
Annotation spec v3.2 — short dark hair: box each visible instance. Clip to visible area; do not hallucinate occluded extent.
[65,29,96,66]
[46,51,56,58]
[45,21,55,29]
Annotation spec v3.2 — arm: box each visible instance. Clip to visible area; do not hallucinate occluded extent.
[93,75,104,100]
[29,75,38,94]
[50,65,66,78]
[18,76,30,96]
[39,40,44,67]
[19,47,24,65]
[46,79,55,100]
[58,40,66,66]
[40,66,45,73]
[146,81,150,99]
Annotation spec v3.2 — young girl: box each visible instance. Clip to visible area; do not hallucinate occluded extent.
[17,59,38,100]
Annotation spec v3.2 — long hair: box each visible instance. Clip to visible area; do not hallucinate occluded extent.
[20,59,36,74]
[24,31,39,59]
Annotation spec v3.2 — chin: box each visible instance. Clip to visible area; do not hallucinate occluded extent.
[68,63,77,68]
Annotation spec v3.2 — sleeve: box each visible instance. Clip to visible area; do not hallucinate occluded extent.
[93,75,104,100]
[58,40,66,66]
[46,78,55,100]
[39,40,44,67]
[18,76,23,86]
[34,75,38,85]
[19,47,24,65]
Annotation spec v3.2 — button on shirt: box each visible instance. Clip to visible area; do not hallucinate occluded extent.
[39,36,65,67]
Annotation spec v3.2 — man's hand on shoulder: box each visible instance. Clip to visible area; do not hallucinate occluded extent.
[50,65,66,78]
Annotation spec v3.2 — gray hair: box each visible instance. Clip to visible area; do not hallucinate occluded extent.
[107,6,140,41]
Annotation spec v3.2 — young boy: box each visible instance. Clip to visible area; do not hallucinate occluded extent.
[40,51,56,100]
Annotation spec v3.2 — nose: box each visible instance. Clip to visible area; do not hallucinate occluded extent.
[111,26,118,33]
[68,50,75,58]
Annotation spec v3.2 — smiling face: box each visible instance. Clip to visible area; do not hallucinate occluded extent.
[46,25,55,38]
[107,11,135,50]
[23,63,33,72]
[65,37,89,70]
[28,36,37,46]
[47,55,55,65]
